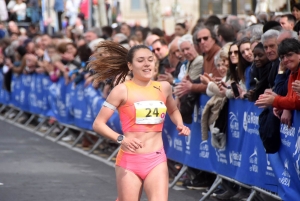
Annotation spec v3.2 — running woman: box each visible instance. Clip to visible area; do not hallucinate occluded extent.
[89,41,190,201]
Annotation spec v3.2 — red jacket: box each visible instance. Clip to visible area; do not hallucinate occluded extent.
[273,69,300,110]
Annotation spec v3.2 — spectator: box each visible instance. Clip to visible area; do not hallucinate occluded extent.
[0,0,8,22]
[256,12,269,24]
[177,34,203,81]
[151,38,170,74]
[151,27,165,38]
[113,33,130,49]
[129,35,142,48]
[247,42,271,101]
[65,0,81,26]
[54,0,65,30]
[247,24,264,39]
[197,26,221,76]
[84,27,101,45]
[261,29,280,89]
[40,34,53,62]
[145,34,160,47]
[174,23,187,37]
[175,34,203,124]
[27,24,39,38]
[279,14,296,31]
[0,22,8,39]
[255,38,300,110]
[202,42,232,97]
[217,24,235,46]
[237,37,254,93]
[10,0,27,22]
[204,15,221,28]
[236,29,247,41]
[27,0,40,24]
[157,37,181,84]
[218,42,240,98]
[102,26,113,40]
[167,36,187,82]
[292,3,300,35]
[134,28,144,43]
[120,23,131,38]
[174,26,222,101]
[7,0,16,20]
[263,21,282,33]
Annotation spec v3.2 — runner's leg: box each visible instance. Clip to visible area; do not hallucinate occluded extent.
[143,162,168,201]
[115,166,143,201]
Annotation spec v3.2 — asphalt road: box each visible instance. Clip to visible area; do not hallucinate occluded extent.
[0,120,205,201]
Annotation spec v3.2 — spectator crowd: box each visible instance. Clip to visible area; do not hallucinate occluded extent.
[1,1,300,200]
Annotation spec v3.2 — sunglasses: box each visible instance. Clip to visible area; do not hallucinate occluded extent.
[229,50,239,55]
[196,36,209,43]
[152,48,160,53]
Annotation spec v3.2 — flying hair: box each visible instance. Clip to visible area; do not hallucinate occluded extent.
[88,41,128,85]
[88,41,151,85]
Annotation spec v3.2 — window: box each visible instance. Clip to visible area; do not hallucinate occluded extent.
[131,0,145,11]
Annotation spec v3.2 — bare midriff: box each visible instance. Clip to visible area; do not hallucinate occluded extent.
[122,131,163,154]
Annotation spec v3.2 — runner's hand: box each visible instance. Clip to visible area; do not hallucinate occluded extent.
[177,125,190,136]
[121,137,143,152]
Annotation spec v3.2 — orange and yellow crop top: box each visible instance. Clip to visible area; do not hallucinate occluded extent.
[118,80,167,133]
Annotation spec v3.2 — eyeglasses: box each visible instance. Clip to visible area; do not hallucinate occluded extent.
[196,36,210,43]
[279,52,295,60]
[152,48,160,53]
[229,50,239,55]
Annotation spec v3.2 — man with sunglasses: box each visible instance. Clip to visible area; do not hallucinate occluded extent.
[174,26,222,97]
[151,38,170,74]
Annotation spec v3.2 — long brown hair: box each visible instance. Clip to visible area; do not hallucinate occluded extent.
[237,37,252,82]
[88,41,150,85]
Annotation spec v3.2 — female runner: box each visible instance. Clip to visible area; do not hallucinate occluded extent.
[89,41,190,201]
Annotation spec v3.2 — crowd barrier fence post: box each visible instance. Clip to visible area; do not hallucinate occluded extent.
[199,175,222,201]
[54,127,69,142]
[44,121,58,137]
[33,117,47,132]
[168,165,188,188]
[107,146,120,162]
[4,107,15,118]
[12,110,24,122]
[0,104,7,113]
[72,131,85,147]
[24,114,36,126]
[88,137,105,154]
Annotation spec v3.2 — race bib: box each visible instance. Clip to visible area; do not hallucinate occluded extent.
[134,101,167,124]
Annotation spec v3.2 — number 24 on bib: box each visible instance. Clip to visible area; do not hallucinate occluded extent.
[134,101,167,124]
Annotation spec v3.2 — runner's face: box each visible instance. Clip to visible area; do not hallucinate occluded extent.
[129,48,155,81]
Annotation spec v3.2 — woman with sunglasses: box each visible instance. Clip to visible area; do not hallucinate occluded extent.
[227,37,254,99]
[214,42,240,98]
[89,41,190,201]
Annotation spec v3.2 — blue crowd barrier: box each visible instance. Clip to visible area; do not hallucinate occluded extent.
[1,72,300,200]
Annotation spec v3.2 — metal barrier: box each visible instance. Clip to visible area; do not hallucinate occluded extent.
[0,102,285,201]
[0,104,119,169]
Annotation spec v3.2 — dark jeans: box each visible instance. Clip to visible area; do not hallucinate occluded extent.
[57,11,63,31]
